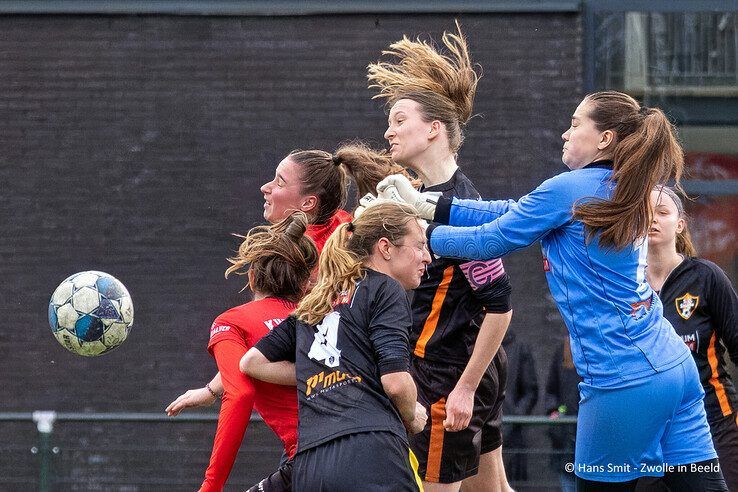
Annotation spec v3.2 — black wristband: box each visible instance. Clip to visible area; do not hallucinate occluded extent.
[434,196,453,224]
[425,223,438,258]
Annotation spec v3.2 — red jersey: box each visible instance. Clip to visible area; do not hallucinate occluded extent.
[201,297,298,492]
[306,209,352,253]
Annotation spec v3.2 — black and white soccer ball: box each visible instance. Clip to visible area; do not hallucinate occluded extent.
[48,271,134,356]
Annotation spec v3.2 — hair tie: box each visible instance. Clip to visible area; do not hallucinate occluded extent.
[639,105,650,116]
[346,222,355,232]
[332,154,341,166]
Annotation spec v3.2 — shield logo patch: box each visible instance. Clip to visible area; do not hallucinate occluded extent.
[676,293,699,320]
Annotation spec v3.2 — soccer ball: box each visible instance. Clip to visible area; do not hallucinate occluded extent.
[48,271,134,356]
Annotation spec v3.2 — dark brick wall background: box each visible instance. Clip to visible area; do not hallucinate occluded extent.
[0,13,581,489]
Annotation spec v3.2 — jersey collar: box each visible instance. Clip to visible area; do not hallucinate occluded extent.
[583,159,614,170]
[421,168,460,193]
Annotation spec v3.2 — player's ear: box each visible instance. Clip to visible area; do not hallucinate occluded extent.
[676,217,685,234]
[300,195,318,214]
[598,129,615,150]
[428,120,443,140]
[375,237,392,261]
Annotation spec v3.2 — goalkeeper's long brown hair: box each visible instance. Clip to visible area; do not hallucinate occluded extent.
[367,20,479,152]
[289,141,411,224]
[294,202,420,325]
[572,91,685,250]
[225,212,318,303]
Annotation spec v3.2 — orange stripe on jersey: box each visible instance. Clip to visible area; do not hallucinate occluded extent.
[425,398,446,483]
[414,266,454,358]
[707,332,733,416]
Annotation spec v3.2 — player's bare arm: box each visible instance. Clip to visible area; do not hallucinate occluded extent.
[445,311,512,432]
[240,347,297,386]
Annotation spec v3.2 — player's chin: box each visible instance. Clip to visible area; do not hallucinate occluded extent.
[409,275,423,290]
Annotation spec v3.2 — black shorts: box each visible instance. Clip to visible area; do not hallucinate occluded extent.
[293,431,421,491]
[409,348,507,483]
[710,412,738,492]
[245,458,293,492]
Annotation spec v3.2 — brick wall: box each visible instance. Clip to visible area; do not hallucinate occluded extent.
[0,13,581,489]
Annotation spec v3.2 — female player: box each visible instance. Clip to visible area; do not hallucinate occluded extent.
[379,91,727,490]
[167,213,317,491]
[646,186,738,491]
[241,201,431,491]
[366,23,513,492]
[166,143,404,490]
[261,142,408,252]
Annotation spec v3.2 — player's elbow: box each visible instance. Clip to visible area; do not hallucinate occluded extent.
[239,348,260,376]
[381,371,413,400]
[228,388,253,405]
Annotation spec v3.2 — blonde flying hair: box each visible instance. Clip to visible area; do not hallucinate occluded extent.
[225,212,318,303]
[572,91,685,250]
[367,20,480,153]
[294,202,421,325]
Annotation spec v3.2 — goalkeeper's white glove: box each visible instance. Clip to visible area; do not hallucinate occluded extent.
[353,192,405,219]
[376,174,440,221]
[353,193,377,219]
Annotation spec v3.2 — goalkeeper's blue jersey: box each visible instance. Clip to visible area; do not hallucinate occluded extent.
[429,161,690,387]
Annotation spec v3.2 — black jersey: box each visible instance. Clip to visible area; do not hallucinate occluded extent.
[255,269,412,453]
[657,256,738,422]
[411,169,512,365]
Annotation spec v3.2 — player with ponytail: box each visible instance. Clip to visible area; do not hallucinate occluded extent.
[242,202,431,491]
[380,91,727,490]
[261,142,411,251]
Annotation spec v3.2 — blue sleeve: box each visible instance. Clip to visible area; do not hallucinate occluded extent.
[448,197,517,226]
[430,174,575,260]
[434,196,516,226]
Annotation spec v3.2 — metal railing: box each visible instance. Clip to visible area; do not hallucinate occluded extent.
[592,11,738,95]
[0,412,577,491]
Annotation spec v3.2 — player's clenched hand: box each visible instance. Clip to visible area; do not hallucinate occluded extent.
[376,174,439,221]
[165,387,216,416]
[407,401,428,434]
[443,385,474,432]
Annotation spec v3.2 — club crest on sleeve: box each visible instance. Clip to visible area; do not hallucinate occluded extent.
[676,293,699,320]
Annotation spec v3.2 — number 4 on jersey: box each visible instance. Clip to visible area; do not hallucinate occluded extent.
[308,311,342,368]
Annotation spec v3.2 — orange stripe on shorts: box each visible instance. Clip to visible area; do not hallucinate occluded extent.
[425,397,447,483]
